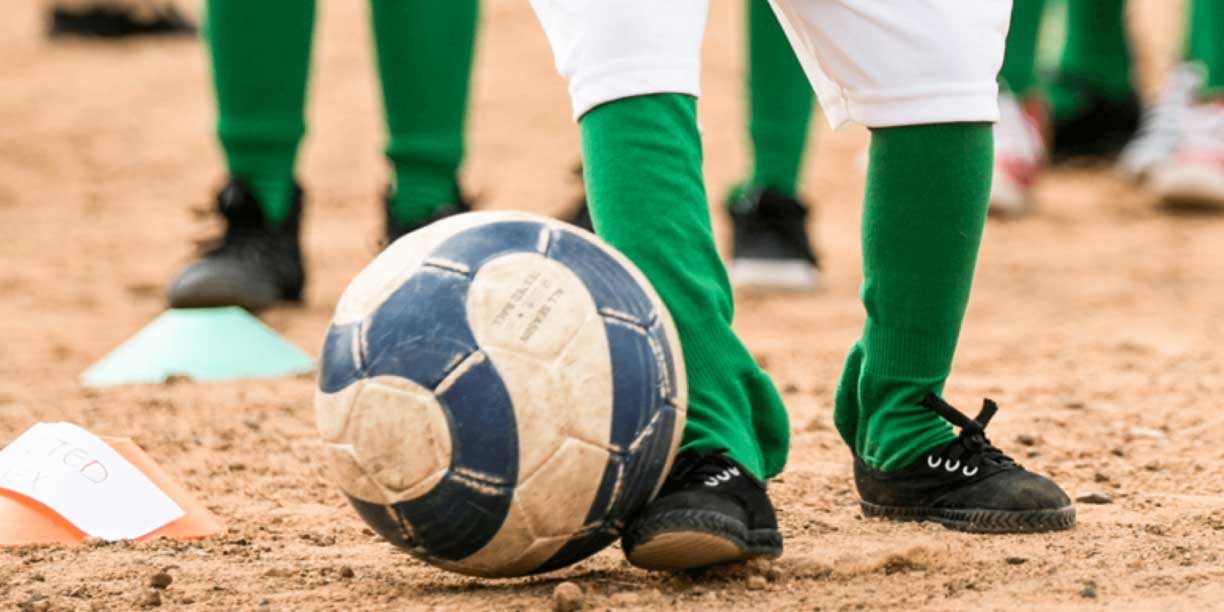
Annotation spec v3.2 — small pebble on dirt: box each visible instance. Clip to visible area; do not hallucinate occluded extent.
[1005,557,1027,565]
[137,589,162,608]
[1016,434,1037,446]
[339,566,355,579]
[18,595,49,612]
[1080,581,1098,599]
[552,581,583,612]
[1076,492,1113,504]
[1129,427,1165,441]
[746,575,768,591]
[149,572,173,589]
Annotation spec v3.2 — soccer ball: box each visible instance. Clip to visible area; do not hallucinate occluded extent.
[315,211,686,577]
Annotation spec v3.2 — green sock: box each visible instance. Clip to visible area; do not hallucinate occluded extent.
[371,0,477,225]
[581,94,790,480]
[740,0,814,199]
[207,0,314,225]
[999,0,1048,96]
[1050,0,1134,119]
[834,124,992,472]
[1188,0,1224,95]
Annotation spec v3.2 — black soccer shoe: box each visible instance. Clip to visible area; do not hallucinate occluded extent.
[166,179,304,311]
[729,188,821,291]
[622,450,783,571]
[382,188,472,247]
[1049,74,1141,163]
[48,2,196,39]
[855,394,1075,534]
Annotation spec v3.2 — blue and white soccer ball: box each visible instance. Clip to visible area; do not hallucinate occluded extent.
[315,211,686,577]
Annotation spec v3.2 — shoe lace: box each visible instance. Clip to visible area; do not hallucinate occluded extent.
[920,394,1018,470]
[667,449,739,486]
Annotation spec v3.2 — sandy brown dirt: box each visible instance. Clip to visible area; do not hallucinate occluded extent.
[2,2,1222,610]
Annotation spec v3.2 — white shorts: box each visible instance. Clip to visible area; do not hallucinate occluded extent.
[530,0,1011,128]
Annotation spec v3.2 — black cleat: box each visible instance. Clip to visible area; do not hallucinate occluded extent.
[622,450,783,571]
[48,2,196,39]
[1049,74,1141,163]
[166,179,304,311]
[855,394,1075,534]
[729,188,821,291]
[383,187,472,247]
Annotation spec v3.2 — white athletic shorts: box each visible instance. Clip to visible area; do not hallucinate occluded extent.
[530,0,1012,128]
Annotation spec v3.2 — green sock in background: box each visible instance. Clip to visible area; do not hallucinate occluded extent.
[581,94,791,480]
[1050,0,1133,119]
[738,0,814,200]
[1187,0,1224,95]
[372,0,478,225]
[207,0,315,225]
[999,0,1048,96]
[835,124,992,472]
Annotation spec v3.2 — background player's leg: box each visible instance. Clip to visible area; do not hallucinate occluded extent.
[998,0,1047,97]
[370,0,477,235]
[728,0,822,291]
[834,124,990,471]
[1052,0,1133,112]
[1048,0,1140,159]
[582,94,789,481]
[742,0,813,199]
[165,0,314,310]
[209,0,315,225]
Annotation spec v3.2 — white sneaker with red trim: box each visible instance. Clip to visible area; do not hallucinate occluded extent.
[1150,101,1224,209]
[990,93,1048,216]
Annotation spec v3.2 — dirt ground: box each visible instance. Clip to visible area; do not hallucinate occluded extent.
[2,1,1222,610]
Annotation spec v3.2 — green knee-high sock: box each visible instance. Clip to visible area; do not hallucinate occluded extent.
[207,0,314,224]
[581,94,790,480]
[741,0,814,199]
[1050,0,1133,119]
[371,0,478,225]
[834,124,992,472]
[1188,0,1224,96]
[999,0,1048,96]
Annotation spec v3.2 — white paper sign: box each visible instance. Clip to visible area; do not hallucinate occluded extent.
[0,423,184,541]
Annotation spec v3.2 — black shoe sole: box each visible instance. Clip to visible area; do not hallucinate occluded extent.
[860,501,1076,533]
[623,509,782,571]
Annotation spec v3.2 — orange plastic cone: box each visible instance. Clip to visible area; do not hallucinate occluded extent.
[0,436,223,546]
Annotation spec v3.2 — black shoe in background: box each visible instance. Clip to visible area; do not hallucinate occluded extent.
[729,188,821,291]
[166,179,304,311]
[49,3,196,39]
[622,450,783,571]
[1049,74,1141,163]
[383,187,472,247]
[855,394,1075,533]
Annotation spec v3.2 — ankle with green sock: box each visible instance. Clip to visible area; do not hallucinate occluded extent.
[998,0,1047,97]
[733,0,814,202]
[207,0,315,225]
[371,0,477,226]
[580,94,790,480]
[835,123,992,472]
[1188,0,1224,97]
[1049,0,1134,119]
